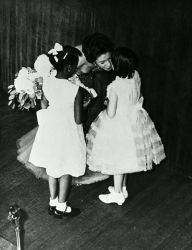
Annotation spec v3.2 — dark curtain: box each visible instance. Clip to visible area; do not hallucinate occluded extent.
[0,0,192,176]
[0,0,116,90]
[116,0,192,177]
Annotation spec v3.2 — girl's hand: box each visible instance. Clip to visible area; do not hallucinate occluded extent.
[41,93,49,109]
[106,90,117,118]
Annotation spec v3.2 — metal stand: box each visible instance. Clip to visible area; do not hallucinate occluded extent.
[8,205,21,250]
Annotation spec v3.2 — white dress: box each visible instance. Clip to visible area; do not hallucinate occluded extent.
[29,77,86,178]
[86,71,165,175]
[16,77,109,184]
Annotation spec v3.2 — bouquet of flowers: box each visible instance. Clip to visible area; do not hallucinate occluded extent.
[8,67,43,110]
[8,54,53,110]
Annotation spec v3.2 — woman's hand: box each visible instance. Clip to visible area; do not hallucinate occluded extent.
[89,88,97,98]
[104,98,109,106]
[83,98,91,108]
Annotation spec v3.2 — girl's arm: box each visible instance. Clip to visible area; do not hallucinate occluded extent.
[74,87,84,124]
[106,89,118,118]
[41,92,49,109]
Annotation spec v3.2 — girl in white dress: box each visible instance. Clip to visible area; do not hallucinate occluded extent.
[86,47,166,205]
[17,33,114,185]
[29,45,86,217]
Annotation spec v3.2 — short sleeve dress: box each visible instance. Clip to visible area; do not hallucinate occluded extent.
[86,71,165,175]
[29,77,86,178]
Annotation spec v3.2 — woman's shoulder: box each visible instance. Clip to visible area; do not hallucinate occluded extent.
[93,70,116,83]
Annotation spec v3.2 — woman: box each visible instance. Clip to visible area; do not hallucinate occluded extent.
[77,32,114,73]
[77,33,116,132]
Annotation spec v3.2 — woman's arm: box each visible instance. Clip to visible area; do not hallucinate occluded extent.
[74,87,84,124]
[106,89,118,118]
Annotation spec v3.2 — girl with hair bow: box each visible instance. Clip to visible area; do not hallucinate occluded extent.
[27,45,87,217]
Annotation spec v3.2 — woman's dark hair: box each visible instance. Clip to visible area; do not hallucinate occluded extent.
[112,47,138,79]
[82,33,114,63]
[48,45,82,77]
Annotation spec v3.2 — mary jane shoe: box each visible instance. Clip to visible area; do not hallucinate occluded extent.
[99,192,125,205]
[48,205,56,215]
[54,206,81,218]
[108,186,128,199]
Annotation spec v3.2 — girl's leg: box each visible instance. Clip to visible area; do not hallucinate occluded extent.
[114,174,124,193]
[123,174,127,187]
[122,174,129,198]
[55,175,80,216]
[58,175,72,203]
[99,174,125,205]
[108,174,128,197]
[48,176,58,199]
[48,176,58,215]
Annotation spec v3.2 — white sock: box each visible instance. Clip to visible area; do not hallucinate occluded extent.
[49,197,58,206]
[56,202,71,213]
[56,202,67,212]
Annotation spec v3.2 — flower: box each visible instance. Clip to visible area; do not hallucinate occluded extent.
[8,66,44,110]
[8,53,54,111]
[14,77,34,95]
[17,67,29,78]
[14,67,35,94]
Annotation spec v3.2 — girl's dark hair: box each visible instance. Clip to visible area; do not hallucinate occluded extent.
[48,45,82,77]
[112,47,138,79]
[82,33,114,63]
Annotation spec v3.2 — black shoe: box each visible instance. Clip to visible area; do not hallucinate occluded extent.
[48,205,56,215]
[54,207,81,218]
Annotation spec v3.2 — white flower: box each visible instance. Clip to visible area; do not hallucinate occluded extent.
[28,71,39,81]
[14,77,34,94]
[18,67,29,79]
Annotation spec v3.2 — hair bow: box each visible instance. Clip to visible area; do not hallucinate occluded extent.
[48,43,63,62]
[48,43,63,56]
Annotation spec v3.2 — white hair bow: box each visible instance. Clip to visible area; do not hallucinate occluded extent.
[48,43,63,55]
[48,43,63,62]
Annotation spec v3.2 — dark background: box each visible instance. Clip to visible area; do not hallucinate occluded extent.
[0,0,192,176]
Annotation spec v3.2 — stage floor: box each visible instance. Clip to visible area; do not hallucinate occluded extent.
[1,90,192,250]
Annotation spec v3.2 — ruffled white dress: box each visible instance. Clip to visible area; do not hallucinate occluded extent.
[86,71,165,175]
[28,77,86,178]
